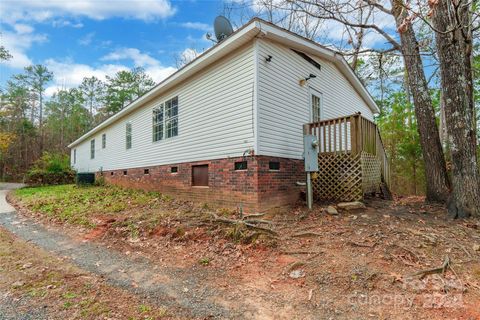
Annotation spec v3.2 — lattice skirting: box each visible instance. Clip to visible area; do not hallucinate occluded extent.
[312,152,381,202]
[360,151,381,194]
[312,153,362,202]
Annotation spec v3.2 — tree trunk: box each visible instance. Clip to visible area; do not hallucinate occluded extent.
[39,90,44,154]
[391,0,450,202]
[431,0,480,218]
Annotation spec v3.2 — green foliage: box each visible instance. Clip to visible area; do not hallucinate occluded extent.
[13,185,162,228]
[198,257,211,265]
[14,65,53,95]
[376,91,425,195]
[79,76,105,124]
[0,63,156,181]
[44,88,91,150]
[0,39,12,61]
[103,67,155,115]
[25,152,75,186]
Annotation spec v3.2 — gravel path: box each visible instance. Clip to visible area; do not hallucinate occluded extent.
[0,184,249,319]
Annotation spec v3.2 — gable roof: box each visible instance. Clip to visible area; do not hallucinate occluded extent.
[68,18,379,148]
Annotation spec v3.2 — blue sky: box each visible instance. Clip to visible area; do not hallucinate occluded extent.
[0,0,231,96]
[0,0,405,97]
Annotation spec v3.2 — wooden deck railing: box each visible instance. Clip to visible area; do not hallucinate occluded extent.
[304,113,390,188]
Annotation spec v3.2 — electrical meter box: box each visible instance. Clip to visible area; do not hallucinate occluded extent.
[304,134,319,172]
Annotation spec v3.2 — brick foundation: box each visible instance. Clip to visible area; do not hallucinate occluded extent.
[97,156,305,212]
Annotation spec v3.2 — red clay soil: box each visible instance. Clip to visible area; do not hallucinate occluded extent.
[12,195,480,319]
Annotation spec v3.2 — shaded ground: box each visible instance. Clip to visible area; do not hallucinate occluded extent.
[6,185,480,319]
[0,226,172,319]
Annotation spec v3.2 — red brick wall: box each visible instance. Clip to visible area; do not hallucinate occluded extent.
[98,156,305,212]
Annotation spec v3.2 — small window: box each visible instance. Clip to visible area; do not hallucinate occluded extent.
[152,104,164,142]
[123,170,127,176]
[311,93,322,122]
[192,165,208,186]
[171,166,178,173]
[73,149,76,164]
[111,172,114,176]
[90,140,95,159]
[152,96,178,142]
[144,169,149,175]
[165,96,178,138]
[102,133,106,148]
[269,161,280,171]
[126,123,132,149]
[235,161,247,170]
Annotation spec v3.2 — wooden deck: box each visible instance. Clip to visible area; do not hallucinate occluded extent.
[304,113,390,202]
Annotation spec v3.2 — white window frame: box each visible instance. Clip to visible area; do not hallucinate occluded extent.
[126,123,132,150]
[152,96,178,142]
[152,103,164,142]
[309,88,323,122]
[90,139,95,159]
[102,133,106,149]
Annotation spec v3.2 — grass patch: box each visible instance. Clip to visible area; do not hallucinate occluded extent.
[13,185,163,228]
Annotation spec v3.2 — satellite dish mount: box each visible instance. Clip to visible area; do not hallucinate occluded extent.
[213,16,234,42]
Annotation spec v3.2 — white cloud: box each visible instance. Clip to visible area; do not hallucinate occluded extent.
[44,59,129,96]
[52,19,84,28]
[44,47,177,96]
[180,22,212,32]
[101,47,177,82]
[180,48,200,63]
[0,26,48,69]
[146,65,177,82]
[13,24,34,34]
[1,0,176,25]
[78,32,95,46]
[101,48,159,67]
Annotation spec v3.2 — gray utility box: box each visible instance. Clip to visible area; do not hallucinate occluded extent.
[304,134,319,172]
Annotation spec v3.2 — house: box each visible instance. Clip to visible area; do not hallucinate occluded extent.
[68,18,383,212]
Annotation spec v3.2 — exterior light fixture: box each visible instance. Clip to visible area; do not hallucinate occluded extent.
[299,74,317,86]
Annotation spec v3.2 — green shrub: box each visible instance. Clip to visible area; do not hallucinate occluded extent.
[25,152,75,186]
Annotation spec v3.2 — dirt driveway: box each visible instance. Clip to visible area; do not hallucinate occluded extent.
[0,184,252,319]
[3,184,480,319]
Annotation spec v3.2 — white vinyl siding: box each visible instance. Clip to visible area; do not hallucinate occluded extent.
[71,43,254,172]
[256,38,374,159]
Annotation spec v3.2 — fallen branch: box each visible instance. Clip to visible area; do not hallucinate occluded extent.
[348,241,376,248]
[291,231,322,238]
[243,219,273,225]
[281,250,323,255]
[241,213,265,220]
[209,213,278,236]
[409,256,451,279]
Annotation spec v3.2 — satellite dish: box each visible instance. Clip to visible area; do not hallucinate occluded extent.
[214,16,233,42]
